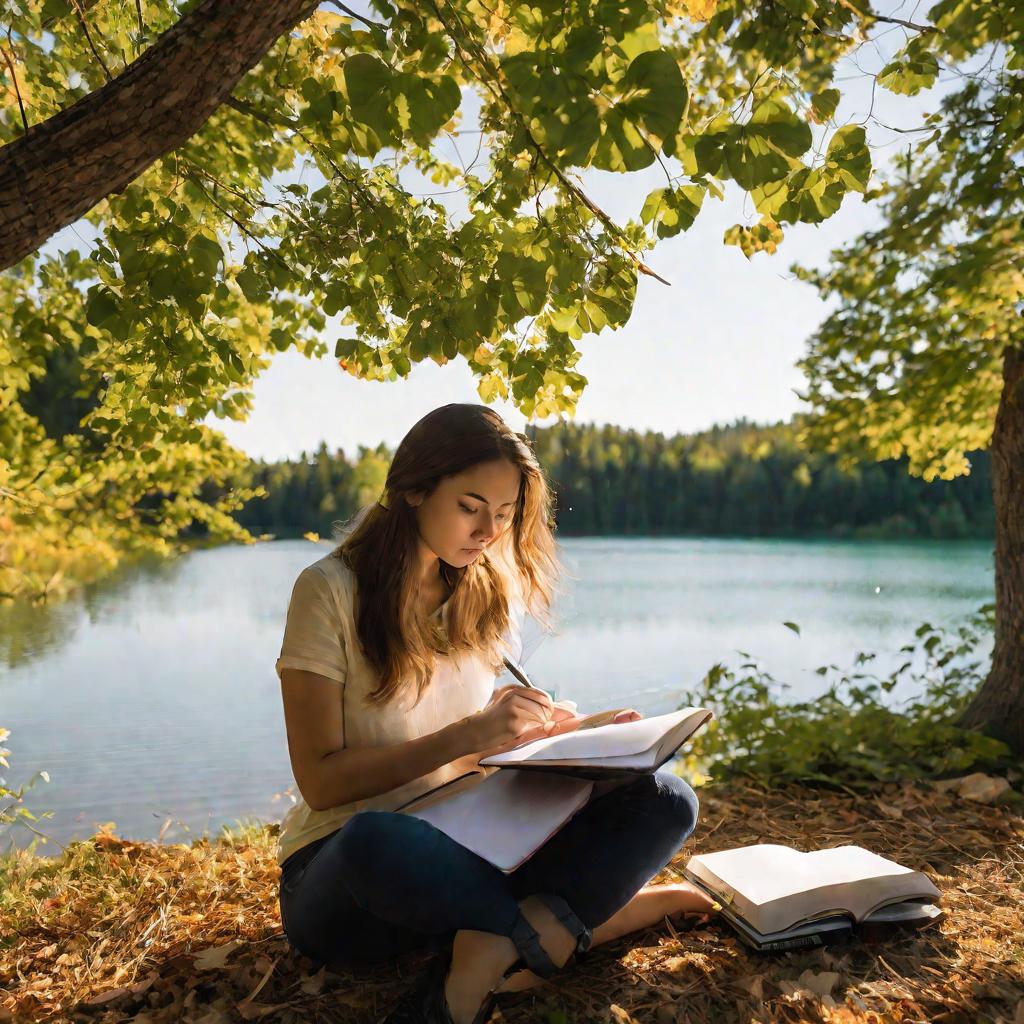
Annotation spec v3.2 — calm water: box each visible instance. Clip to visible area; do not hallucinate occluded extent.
[0,538,992,859]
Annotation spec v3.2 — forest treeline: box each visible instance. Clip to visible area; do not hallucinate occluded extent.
[230,419,993,541]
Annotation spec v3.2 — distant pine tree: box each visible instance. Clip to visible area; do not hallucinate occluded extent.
[228,419,994,541]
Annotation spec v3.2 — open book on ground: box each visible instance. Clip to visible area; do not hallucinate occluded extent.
[684,844,942,943]
[394,705,713,871]
[479,706,713,778]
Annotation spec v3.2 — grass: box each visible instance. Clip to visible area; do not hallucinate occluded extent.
[2,779,1022,1024]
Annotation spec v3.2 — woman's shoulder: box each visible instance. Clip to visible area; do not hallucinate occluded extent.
[293,551,358,609]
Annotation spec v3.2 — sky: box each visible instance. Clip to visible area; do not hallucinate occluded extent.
[37,5,946,462]
[206,10,942,462]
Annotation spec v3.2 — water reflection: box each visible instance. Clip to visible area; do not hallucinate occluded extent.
[0,537,993,860]
[0,551,187,669]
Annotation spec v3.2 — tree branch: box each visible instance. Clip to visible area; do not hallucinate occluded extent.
[426,0,671,286]
[0,0,318,271]
[70,0,114,81]
[325,1,388,32]
[836,0,939,35]
[1,32,28,134]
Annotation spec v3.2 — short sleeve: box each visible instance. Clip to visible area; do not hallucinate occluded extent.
[275,565,349,685]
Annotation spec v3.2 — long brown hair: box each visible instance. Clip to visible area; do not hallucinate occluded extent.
[332,404,563,708]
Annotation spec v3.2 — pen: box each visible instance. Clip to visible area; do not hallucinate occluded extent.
[502,655,542,689]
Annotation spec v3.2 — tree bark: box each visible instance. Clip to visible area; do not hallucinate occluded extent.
[0,0,318,271]
[959,344,1024,755]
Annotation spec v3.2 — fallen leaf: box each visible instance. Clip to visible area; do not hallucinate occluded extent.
[192,940,245,971]
[798,969,841,998]
[660,955,690,972]
[610,1005,642,1024]
[957,773,1010,804]
[735,974,766,1001]
[237,955,278,1010]
[129,971,159,996]
[299,966,327,995]
[237,1000,291,1021]
[81,986,132,1006]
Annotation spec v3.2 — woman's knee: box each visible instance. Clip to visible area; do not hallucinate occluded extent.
[628,770,699,841]
[656,772,700,839]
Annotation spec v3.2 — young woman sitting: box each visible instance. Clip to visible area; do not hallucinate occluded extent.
[276,403,714,1024]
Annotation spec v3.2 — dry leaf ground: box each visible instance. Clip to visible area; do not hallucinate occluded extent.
[2,780,1022,1024]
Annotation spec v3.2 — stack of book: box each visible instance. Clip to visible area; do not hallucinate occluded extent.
[683,844,943,952]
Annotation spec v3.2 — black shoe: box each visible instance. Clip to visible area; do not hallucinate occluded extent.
[380,943,498,1024]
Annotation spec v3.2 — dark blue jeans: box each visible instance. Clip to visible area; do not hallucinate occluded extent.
[278,768,699,977]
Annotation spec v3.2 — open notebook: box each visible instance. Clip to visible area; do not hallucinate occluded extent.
[394,705,713,871]
[479,706,713,778]
[684,844,941,936]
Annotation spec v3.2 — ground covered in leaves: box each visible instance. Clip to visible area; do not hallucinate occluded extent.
[2,780,1022,1024]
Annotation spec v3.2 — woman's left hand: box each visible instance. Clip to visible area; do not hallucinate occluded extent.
[612,708,642,723]
[460,699,643,768]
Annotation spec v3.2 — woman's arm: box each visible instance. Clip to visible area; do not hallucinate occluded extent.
[281,668,483,811]
[282,670,570,810]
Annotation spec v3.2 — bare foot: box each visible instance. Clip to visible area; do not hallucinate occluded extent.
[660,881,720,917]
[492,883,718,995]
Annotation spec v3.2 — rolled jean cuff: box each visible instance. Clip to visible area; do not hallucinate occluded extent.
[535,891,594,955]
[509,909,559,978]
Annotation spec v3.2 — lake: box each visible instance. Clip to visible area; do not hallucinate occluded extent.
[0,537,993,859]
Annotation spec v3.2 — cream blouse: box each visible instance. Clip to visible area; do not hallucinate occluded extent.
[274,552,525,867]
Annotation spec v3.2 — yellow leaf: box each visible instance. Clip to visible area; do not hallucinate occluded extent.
[681,0,718,20]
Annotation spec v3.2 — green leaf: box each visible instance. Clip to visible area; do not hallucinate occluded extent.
[750,97,812,157]
[85,287,119,327]
[344,52,393,110]
[723,217,783,257]
[809,88,840,124]
[593,49,687,172]
[719,98,812,189]
[826,125,871,192]
[619,49,688,147]
[395,73,460,139]
[878,51,939,95]
[640,183,706,238]
[187,234,224,278]
[236,265,268,303]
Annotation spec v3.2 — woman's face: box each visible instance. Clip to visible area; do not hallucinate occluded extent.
[407,458,522,568]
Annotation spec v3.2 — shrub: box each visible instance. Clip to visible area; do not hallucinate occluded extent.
[677,605,1014,788]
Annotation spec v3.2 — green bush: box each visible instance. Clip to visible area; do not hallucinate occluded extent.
[678,605,1015,789]
[0,728,53,854]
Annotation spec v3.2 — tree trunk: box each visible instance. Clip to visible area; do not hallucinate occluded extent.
[959,344,1024,755]
[0,0,317,271]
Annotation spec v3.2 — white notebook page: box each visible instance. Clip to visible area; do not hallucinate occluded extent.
[482,707,709,764]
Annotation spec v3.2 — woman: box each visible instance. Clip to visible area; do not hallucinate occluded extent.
[276,403,714,1024]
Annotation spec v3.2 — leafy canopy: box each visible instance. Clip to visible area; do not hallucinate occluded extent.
[794,1,1023,480]
[3,0,1006,595]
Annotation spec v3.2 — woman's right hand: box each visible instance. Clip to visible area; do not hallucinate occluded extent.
[462,684,558,753]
